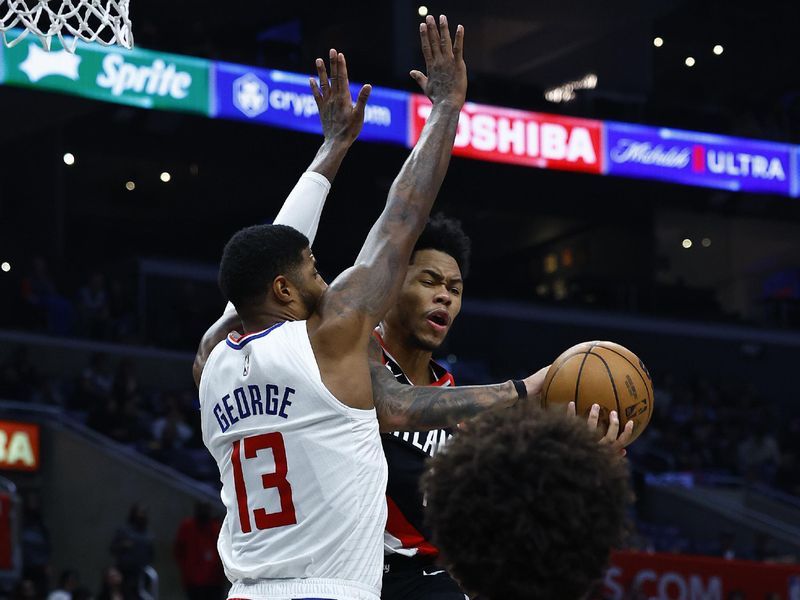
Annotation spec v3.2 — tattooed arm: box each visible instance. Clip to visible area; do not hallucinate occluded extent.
[369,339,547,432]
[309,17,468,411]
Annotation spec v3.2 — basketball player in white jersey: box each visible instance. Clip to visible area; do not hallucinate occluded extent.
[199,16,489,600]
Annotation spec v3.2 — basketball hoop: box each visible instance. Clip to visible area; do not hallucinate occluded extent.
[0,0,133,53]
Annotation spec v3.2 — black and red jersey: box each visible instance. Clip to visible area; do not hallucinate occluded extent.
[375,332,455,558]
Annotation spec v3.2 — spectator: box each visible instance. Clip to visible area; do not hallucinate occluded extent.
[173,502,224,600]
[77,272,111,339]
[20,493,51,596]
[19,258,72,335]
[109,503,154,597]
[76,353,113,412]
[738,424,782,484]
[47,569,78,600]
[96,566,129,600]
[0,346,38,401]
[152,395,193,449]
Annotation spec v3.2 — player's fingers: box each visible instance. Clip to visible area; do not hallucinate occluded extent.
[614,420,634,449]
[338,53,353,102]
[565,401,576,417]
[586,403,600,431]
[603,410,620,444]
[329,48,338,91]
[425,14,441,59]
[353,84,372,116]
[453,24,465,62]
[418,22,433,64]
[309,78,323,107]
[409,70,428,92]
[438,14,453,57]
[315,57,329,93]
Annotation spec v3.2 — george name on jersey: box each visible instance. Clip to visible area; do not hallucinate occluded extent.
[214,384,295,433]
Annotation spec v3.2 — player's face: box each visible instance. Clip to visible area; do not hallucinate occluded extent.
[385,249,463,351]
[292,247,327,318]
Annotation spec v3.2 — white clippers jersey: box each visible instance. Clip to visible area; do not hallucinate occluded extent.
[200,320,388,600]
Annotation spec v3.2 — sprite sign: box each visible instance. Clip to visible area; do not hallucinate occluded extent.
[0,34,210,114]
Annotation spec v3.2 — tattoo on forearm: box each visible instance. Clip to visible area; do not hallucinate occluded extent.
[368,340,516,431]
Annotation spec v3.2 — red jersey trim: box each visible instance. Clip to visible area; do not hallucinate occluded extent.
[385,495,439,556]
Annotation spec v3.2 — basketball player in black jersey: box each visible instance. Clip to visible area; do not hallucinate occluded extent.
[374,215,472,599]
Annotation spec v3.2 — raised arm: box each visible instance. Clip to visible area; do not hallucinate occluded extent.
[368,338,547,431]
[313,15,467,346]
[192,51,371,388]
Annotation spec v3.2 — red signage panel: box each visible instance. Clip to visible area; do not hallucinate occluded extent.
[409,95,604,174]
[604,551,800,599]
[0,421,40,472]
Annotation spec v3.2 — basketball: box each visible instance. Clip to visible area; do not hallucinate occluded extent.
[541,341,654,446]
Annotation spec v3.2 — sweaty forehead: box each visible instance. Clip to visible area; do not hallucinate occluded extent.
[409,249,462,280]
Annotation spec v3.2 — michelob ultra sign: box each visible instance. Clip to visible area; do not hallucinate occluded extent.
[0,421,40,472]
[0,31,211,114]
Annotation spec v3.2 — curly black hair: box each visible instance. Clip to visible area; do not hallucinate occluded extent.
[218,224,309,312]
[422,407,633,600]
[412,214,471,278]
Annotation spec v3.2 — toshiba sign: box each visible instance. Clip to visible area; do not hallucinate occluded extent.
[410,95,603,174]
[0,421,40,472]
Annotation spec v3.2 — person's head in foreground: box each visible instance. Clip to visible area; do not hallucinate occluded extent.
[422,407,633,600]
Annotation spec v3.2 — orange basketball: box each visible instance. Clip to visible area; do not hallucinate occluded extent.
[541,341,654,446]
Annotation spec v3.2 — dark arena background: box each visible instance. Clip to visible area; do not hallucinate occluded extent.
[1,0,800,598]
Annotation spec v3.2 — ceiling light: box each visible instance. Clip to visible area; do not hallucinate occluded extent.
[0,262,10,273]
[701,237,712,247]
[682,238,693,249]
[653,37,664,48]
[63,153,75,166]
[418,5,428,16]
[713,45,724,56]
[125,181,136,191]
[160,171,171,183]
[685,56,695,67]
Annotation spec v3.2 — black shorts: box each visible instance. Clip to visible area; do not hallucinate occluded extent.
[382,554,467,600]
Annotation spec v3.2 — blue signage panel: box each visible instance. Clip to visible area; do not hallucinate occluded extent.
[605,122,794,196]
[212,61,409,145]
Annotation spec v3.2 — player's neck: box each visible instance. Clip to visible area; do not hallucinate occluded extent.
[381,327,435,385]
[241,305,299,334]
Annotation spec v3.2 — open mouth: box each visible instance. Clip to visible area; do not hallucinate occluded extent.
[425,309,451,330]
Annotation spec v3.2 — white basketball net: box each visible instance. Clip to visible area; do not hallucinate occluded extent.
[0,0,133,53]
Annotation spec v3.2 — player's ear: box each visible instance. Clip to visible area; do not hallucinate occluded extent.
[272,275,293,304]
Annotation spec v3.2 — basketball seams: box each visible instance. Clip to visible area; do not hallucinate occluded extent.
[543,352,589,408]
[572,343,598,416]
[587,349,621,421]
[595,344,653,426]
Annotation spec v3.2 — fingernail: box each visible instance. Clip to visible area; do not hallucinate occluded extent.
[420,23,426,31]
[316,58,322,66]
[440,15,446,24]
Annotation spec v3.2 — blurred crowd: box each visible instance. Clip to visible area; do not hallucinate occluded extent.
[6,497,224,600]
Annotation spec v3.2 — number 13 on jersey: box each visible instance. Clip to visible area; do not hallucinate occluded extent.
[231,432,297,533]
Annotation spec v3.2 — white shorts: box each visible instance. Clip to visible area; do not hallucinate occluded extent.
[228,578,380,600]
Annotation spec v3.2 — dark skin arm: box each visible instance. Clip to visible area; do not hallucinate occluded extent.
[191,51,371,389]
[309,15,468,409]
[368,338,546,432]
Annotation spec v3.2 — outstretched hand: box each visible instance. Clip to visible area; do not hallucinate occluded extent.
[565,401,633,457]
[411,14,467,108]
[310,49,371,146]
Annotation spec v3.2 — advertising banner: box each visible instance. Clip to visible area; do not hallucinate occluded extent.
[0,420,39,472]
[605,122,794,196]
[409,95,604,174]
[0,34,211,114]
[605,551,800,599]
[213,61,409,144]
